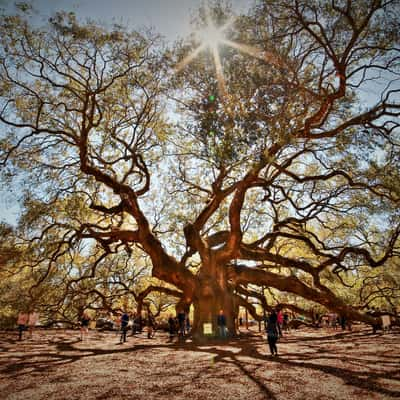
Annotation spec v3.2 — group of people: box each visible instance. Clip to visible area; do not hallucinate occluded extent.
[168,310,190,339]
[79,308,287,348]
[317,313,350,330]
[79,310,157,343]
[113,311,156,342]
[20,304,374,357]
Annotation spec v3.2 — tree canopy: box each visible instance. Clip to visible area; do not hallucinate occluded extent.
[0,0,399,337]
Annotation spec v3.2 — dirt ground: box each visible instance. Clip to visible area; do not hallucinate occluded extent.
[0,325,399,400]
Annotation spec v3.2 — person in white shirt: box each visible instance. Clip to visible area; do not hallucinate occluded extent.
[28,311,39,339]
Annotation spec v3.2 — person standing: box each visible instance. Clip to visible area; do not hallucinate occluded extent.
[147,314,155,339]
[217,309,227,338]
[340,315,346,330]
[120,311,129,343]
[28,311,39,339]
[185,313,191,334]
[283,312,289,332]
[134,313,143,332]
[131,312,139,335]
[177,310,186,337]
[266,310,279,356]
[277,308,283,337]
[168,314,176,339]
[80,312,90,341]
[17,311,29,341]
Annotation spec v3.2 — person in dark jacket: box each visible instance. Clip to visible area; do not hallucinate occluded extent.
[217,309,228,338]
[120,311,129,343]
[168,314,176,339]
[177,311,186,337]
[266,310,279,356]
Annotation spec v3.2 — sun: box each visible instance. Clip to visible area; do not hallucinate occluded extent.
[175,14,232,96]
[174,7,283,99]
[196,22,225,52]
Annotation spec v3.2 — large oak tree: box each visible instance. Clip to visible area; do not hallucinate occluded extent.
[1,1,399,338]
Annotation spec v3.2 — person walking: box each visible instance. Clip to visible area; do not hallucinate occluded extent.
[266,310,279,356]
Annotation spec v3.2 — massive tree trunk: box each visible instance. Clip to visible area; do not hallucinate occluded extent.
[191,259,236,340]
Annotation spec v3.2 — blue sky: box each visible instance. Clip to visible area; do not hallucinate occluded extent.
[1,0,395,226]
[2,0,253,41]
[0,0,253,225]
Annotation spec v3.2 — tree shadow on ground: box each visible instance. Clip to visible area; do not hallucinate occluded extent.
[181,331,400,399]
[1,329,399,399]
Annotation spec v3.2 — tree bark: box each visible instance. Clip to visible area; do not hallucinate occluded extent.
[191,259,236,340]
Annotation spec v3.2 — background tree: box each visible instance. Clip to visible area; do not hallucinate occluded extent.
[0,1,399,339]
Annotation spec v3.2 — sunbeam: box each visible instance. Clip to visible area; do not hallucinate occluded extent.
[174,8,232,94]
[221,39,283,68]
[175,44,207,73]
[174,9,282,99]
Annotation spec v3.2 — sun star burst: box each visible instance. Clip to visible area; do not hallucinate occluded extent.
[196,23,225,51]
[175,9,232,96]
[175,8,283,100]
